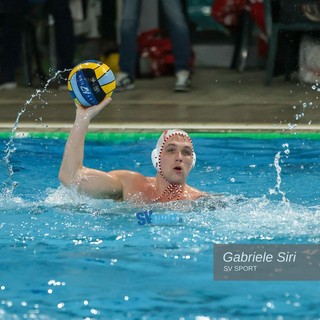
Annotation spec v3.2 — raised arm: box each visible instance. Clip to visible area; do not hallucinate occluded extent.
[58,98,123,199]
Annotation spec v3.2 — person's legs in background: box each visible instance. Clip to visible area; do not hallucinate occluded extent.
[100,0,117,52]
[47,0,75,86]
[117,0,142,91]
[160,0,192,92]
[0,0,28,89]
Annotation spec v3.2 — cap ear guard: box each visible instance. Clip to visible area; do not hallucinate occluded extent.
[192,152,196,168]
[151,148,196,172]
[151,148,159,171]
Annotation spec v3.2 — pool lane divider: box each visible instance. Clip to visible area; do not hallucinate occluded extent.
[0,131,320,141]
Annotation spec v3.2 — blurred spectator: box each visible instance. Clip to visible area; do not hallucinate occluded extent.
[0,0,75,90]
[116,0,192,92]
[99,0,119,73]
[47,0,75,86]
[0,0,28,89]
[99,0,117,52]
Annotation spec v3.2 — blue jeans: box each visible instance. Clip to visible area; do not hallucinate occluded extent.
[119,0,191,78]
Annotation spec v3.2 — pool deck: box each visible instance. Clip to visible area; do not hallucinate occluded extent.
[1,68,320,133]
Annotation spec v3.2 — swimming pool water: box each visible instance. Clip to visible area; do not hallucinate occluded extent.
[1,135,320,319]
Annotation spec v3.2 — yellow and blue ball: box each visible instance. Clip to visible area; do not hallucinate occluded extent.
[67,60,116,107]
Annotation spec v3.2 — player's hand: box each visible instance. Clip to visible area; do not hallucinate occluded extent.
[75,98,112,121]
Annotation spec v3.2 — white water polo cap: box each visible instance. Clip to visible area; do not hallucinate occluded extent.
[151,129,196,172]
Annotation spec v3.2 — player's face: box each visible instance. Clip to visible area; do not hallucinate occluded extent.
[160,135,194,184]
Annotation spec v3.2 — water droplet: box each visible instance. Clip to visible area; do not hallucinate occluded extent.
[90,308,99,315]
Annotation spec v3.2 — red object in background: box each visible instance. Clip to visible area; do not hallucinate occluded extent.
[138,28,195,77]
[211,0,247,27]
[248,0,265,33]
[211,0,267,56]
[211,0,265,31]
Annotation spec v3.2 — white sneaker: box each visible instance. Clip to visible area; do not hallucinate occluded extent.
[0,82,17,90]
[58,84,68,91]
[115,72,135,91]
[174,70,191,92]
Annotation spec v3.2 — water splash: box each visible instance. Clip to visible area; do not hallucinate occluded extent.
[287,84,319,131]
[269,143,290,206]
[1,69,71,197]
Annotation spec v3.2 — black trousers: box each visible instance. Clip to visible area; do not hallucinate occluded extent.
[0,0,75,82]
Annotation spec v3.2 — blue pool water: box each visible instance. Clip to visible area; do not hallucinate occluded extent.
[1,134,320,320]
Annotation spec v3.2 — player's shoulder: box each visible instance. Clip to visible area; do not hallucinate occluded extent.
[187,185,207,199]
[109,170,148,182]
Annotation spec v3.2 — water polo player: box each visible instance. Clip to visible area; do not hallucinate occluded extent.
[59,98,205,202]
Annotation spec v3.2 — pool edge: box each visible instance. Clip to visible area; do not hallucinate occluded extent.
[1,122,320,133]
[1,124,320,140]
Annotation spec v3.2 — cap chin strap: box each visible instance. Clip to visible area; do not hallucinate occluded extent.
[151,148,196,173]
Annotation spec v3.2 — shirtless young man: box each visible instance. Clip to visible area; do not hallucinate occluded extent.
[59,98,205,203]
